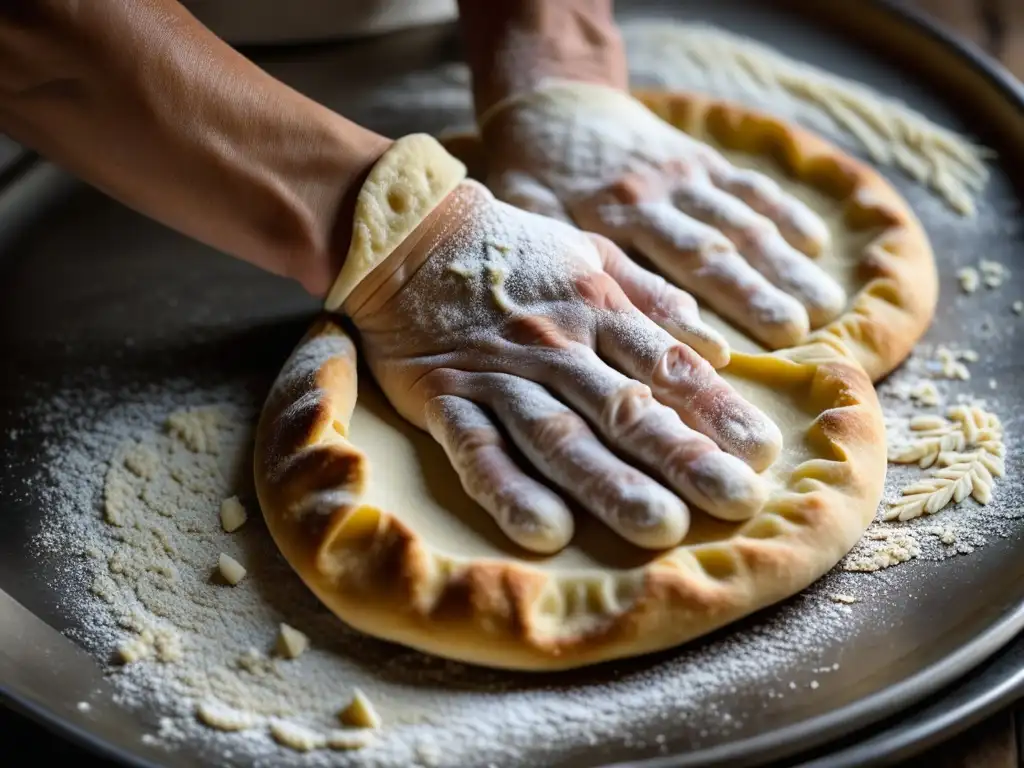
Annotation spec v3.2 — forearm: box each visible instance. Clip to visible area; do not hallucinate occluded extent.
[0,1,389,296]
[455,0,627,121]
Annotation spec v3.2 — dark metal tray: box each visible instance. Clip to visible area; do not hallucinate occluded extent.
[1,1,1023,766]
[6,622,1024,768]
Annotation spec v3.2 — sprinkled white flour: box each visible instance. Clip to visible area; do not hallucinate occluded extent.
[23,335,1021,767]
[29,394,804,764]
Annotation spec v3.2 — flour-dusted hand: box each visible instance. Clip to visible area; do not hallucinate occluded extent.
[344,180,781,554]
[480,82,846,349]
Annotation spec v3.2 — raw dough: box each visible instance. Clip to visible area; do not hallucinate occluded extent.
[323,134,466,311]
[443,90,938,381]
[254,319,886,670]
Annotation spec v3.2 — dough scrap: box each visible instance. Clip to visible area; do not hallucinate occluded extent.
[220,496,247,532]
[218,553,247,586]
[338,688,382,730]
[323,134,466,311]
[443,90,938,382]
[275,623,310,659]
[254,319,886,671]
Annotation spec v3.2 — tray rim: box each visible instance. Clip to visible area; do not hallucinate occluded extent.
[1,1,1023,767]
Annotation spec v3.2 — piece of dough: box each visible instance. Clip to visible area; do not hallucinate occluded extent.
[323,134,466,312]
[254,319,885,671]
[442,90,938,381]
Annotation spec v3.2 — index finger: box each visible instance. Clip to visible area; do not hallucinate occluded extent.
[597,310,783,472]
[702,153,831,257]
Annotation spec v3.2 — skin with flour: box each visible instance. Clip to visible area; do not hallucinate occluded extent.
[0,0,834,551]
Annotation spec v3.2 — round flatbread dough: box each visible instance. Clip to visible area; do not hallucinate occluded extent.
[254,319,885,671]
[442,90,938,382]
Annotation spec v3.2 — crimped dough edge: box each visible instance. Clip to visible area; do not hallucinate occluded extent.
[254,319,886,671]
[441,89,938,382]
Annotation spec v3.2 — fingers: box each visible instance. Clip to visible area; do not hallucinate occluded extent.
[589,233,731,369]
[596,311,783,473]
[540,344,770,522]
[703,157,832,257]
[671,181,846,327]
[620,201,810,349]
[423,395,574,554]
[488,169,573,224]
[463,373,691,550]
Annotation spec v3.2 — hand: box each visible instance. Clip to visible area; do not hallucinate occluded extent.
[480,82,847,349]
[344,180,782,554]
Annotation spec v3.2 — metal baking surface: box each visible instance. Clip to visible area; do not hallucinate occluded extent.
[1,1,1023,767]
[789,632,1024,767]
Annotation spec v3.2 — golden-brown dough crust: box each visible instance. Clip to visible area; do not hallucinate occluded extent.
[255,320,886,671]
[442,90,938,382]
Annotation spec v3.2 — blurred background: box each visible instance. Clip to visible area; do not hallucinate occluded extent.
[908,0,1022,78]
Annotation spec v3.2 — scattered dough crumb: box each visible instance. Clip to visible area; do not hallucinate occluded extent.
[957,267,979,294]
[218,553,246,586]
[166,408,223,454]
[115,626,180,664]
[979,259,1010,288]
[339,688,382,729]
[809,680,820,690]
[925,346,971,380]
[275,623,310,660]
[923,526,958,546]
[118,635,151,664]
[829,594,857,605]
[843,529,921,572]
[219,496,248,533]
[124,443,160,479]
[235,647,277,677]
[270,720,326,752]
[959,260,1010,293]
[1013,300,1023,315]
[77,701,91,713]
[327,729,376,751]
[152,627,183,662]
[196,701,259,732]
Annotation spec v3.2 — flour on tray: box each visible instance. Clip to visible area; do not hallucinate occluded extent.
[17,18,1022,768]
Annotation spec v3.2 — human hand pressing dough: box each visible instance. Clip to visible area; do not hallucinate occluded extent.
[343,174,783,555]
[479,81,847,349]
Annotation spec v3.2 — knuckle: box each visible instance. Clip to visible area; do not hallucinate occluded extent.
[504,314,573,349]
[601,382,662,439]
[573,271,631,312]
[605,173,654,205]
[530,410,589,453]
[652,344,717,392]
[414,368,462,401]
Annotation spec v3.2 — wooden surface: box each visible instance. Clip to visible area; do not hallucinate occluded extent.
[899,4,1024,767]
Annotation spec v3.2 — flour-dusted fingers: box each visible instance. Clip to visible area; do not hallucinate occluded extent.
[536,342,769,524]
[466,373,689,550]
[594,313,782,474]
[618,201,809,348]
[589,233,730,368]
[701,155,832,257]
[423,395,574,554]
[488,169,574,224]
[671,182,847,327]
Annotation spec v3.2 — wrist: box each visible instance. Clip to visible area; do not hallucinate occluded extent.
[457,0,628,122]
